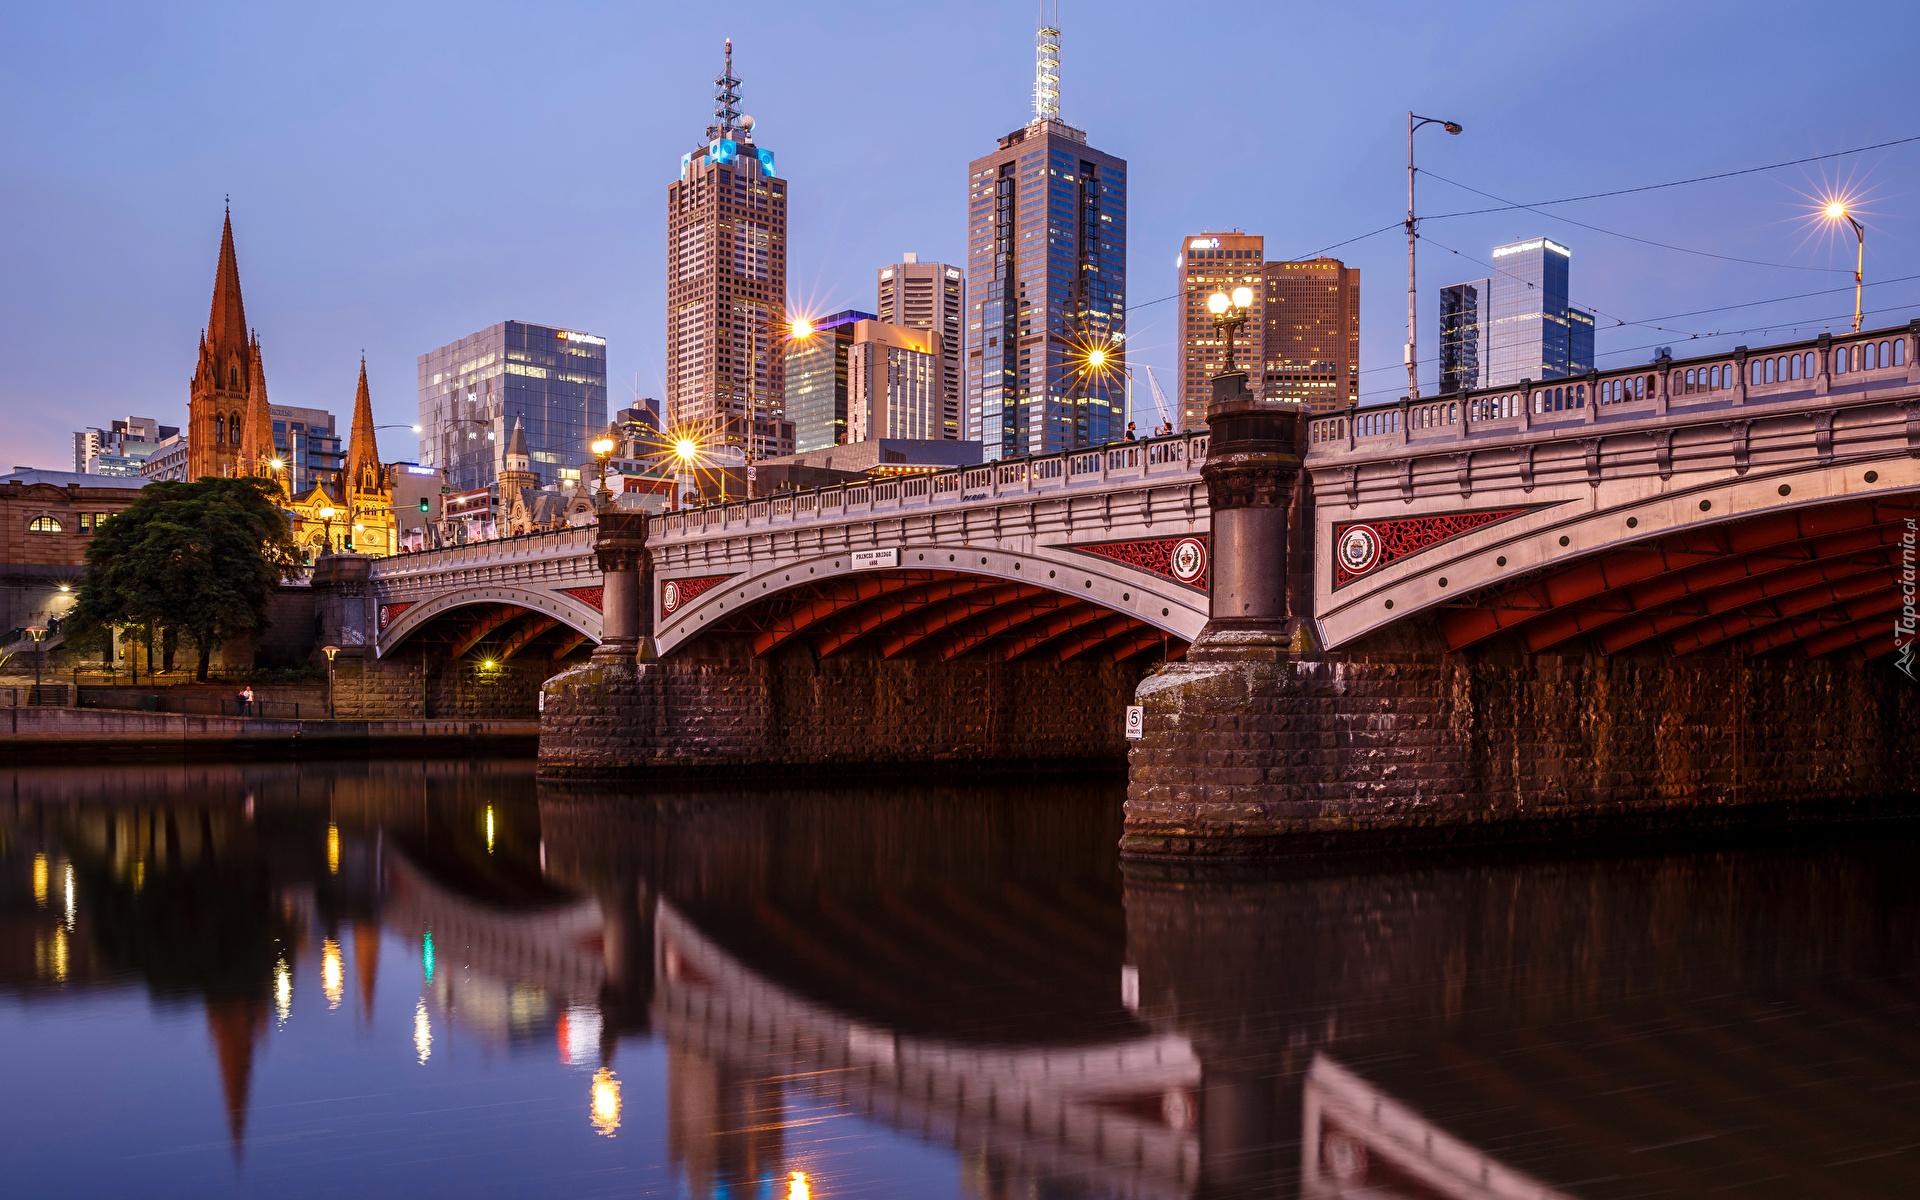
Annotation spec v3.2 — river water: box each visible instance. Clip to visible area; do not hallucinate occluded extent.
[2,760,1917,1198]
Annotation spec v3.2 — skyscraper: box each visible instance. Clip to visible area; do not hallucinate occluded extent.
[1262,257,1360,414]
[666,40,793,461]
[783,308,874,453]
[416,321,608,494]
[1439,237,1595,394]
[848,321,941,443]
[965,24,1126,460]
[1176,232,1264,431]
[877,255,964,440]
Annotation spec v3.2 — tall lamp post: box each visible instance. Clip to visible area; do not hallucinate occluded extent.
[318,505,337,557]
[1825,200,1866,333]
[733,313,816,496]
[26,625,46,705]
[1405,112,1464,404]
[321,644,339,719]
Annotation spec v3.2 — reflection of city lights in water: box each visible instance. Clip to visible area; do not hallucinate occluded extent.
[422,932,435,982]
[413,1000,432,1063]
[589,1068,621,1136]
[327,823,341,874]
[36,927,68,983]
[789,1170,811,1200]
[63,863,75,930]
[557,1004,602,1067]
[274,959,293,1023]
[131,860,144,892]
[322,938,344,1009]
[484,806,495,853]
[32,853,48,906]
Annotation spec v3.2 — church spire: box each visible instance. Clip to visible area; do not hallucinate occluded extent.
[344,358,381,496]
[239,334,278,483]
[207,207,249,363]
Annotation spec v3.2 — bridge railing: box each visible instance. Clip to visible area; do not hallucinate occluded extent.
[1305,320,1918,458]
[652,430,1210,542]
[370,522,598,578]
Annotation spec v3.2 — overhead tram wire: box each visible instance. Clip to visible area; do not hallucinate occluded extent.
[1352,298,1920,403]
[1422,132,1920,220]
[1418,168,1846,272]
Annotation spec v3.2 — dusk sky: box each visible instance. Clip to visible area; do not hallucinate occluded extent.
[5,0,1914,470]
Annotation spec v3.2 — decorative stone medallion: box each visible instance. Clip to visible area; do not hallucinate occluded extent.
[660,575,732,616]
[377,601,416,632]
[1169,537,1208,584]
[1056,535,1210,593]
[1332,506,1545,589]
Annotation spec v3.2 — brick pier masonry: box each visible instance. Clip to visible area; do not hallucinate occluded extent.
[538,648,1136,780]
[1122,626,1920,858]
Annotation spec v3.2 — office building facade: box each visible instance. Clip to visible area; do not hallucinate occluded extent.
[1262,257,1360,414]
[966,25,1126,460]
[1176,232,1265,430]
[665,41,793,461]
[783,309,874,453]
[877,255,964,440]
[416,321,608,494]
[1439,237,1595,394]
[849,321,941,443]
[74,416,179,475]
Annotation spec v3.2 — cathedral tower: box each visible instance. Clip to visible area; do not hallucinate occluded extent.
[189,209,259,480]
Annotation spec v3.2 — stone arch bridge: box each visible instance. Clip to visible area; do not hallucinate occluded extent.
[340,322,1920,845]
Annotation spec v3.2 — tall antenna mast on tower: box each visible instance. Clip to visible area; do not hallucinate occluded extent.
[710,38,742,139]
[1033,18,1060,123]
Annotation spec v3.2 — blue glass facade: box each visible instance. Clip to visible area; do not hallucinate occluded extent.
[1438,238,1594,394]
[783,309,874,453]
[416,321,608,494]
[967,122,1126,460]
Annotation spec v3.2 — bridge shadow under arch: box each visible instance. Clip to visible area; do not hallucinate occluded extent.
[381,591,600,668]
[675,566,1191,665]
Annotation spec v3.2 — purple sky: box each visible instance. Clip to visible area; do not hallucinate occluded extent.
[3,0,1913,469]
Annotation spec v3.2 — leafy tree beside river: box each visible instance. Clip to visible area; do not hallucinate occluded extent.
[68,477,299,681]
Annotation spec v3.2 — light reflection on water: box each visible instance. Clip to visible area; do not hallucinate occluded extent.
[0,759,1916,1199]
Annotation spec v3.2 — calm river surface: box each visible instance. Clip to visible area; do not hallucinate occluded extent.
[3,760,1918,1198]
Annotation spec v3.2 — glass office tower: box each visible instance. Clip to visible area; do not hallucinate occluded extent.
[1438,238,1593,394]
[783,309,874,452]
[416,321,608,493]
[965,26,1126,460]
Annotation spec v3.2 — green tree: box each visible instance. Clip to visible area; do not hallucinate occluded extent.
[68,477,298,681]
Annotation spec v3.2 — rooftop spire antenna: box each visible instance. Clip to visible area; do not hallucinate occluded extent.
[1033,17,1060,123]
[711,38,742,139]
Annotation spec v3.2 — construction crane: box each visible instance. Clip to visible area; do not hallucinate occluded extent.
[1143,366,1174,434]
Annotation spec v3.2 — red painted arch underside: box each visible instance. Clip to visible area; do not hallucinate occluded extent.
[1438,497,1920,660]
[711,569,1183,664]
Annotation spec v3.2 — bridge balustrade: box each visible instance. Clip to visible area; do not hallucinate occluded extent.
[1302,322,1920,460]
[648,431,1211,545]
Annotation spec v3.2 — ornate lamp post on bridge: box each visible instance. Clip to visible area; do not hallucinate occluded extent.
[591,428,618,506]
[1194,285,1303,654]
[321,644,339,718]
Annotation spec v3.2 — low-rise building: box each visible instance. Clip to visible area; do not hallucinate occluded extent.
[0,468,146,636]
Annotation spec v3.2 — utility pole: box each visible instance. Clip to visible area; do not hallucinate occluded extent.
[1406,113,1463,404]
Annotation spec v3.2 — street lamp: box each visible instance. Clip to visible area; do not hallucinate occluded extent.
[591,428,618,506]
[732,311,817,485]
[1406,112,1464,404]
[1824,200,1866,333]
[318,505,337,557]
[321,644,339,718]
[1207,286,1255,375]
[26,625,46,704]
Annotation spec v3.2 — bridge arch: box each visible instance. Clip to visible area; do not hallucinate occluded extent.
[1319,456,1919,658]
[378,584,603,662]
[655,544,1207,663]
